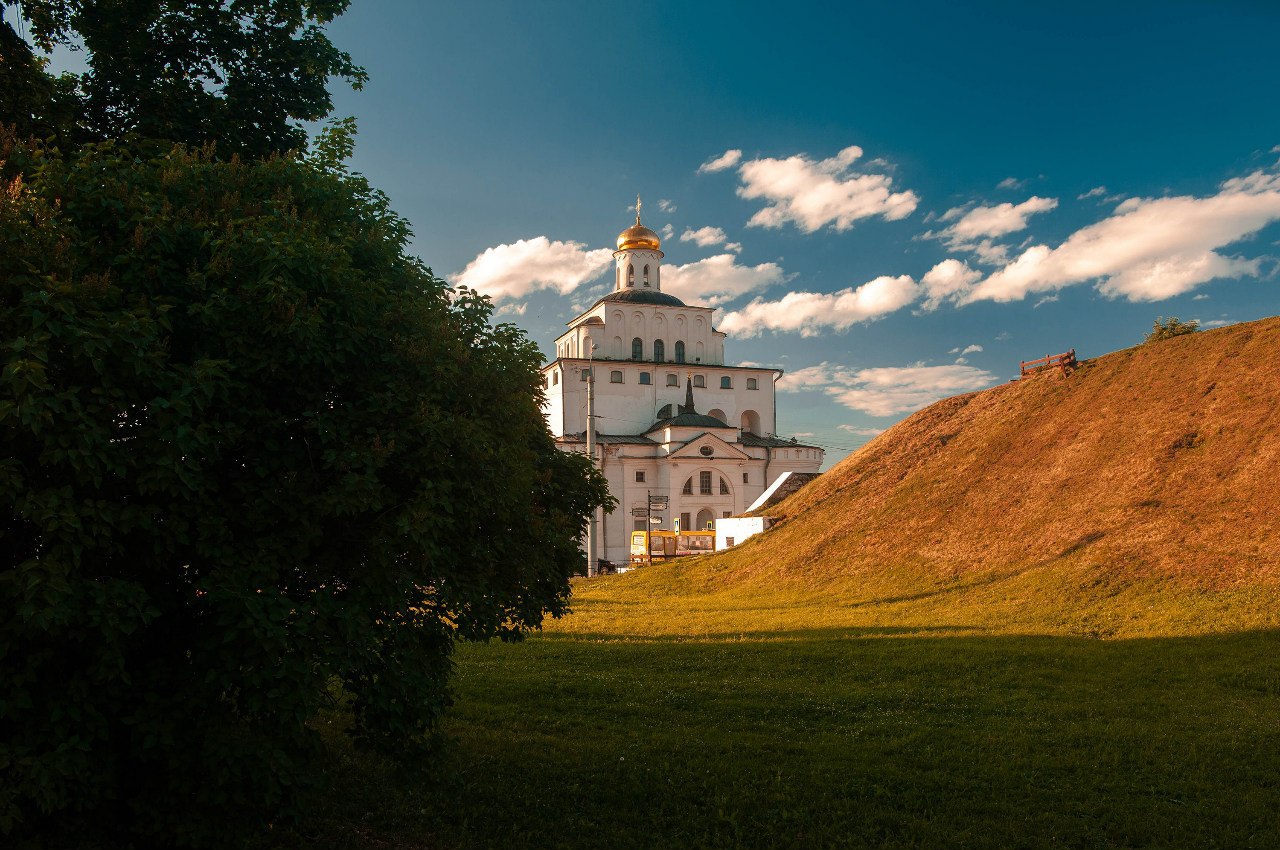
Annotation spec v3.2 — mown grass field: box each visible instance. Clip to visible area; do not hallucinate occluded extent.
[284,559,1280,849]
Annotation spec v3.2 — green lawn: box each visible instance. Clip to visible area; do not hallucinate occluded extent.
[284,562,1280,848]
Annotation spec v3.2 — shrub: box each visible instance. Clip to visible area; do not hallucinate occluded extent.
[1145,316,1200,343]
[0,129,609,846]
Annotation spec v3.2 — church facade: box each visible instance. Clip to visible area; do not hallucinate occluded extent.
[540,207,823,564]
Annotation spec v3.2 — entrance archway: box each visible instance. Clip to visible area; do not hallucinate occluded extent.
[695,508,715,531]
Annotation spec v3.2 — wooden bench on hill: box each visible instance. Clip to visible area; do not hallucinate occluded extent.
[1020,349,1077,378]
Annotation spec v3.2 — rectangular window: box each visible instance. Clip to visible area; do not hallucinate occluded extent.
[747,377,758,390]
[720,376,732,389]
[666,373,678,386]
[726,537,735,547]
[694,375,705,388]
[680,512,691,531]
[699,471,712,495]
[580,369,590,381]
[742,472,749,484]
[635,471,645,482]
[639,372,651,385]
[610,370,623,383]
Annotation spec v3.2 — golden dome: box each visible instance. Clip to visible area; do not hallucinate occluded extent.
[616,195,662,251]
[617,223,661,251]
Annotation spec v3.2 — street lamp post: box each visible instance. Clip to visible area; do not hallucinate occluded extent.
[585,344,598,577]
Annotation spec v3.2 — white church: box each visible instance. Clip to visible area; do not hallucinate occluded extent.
[540,206,824,565]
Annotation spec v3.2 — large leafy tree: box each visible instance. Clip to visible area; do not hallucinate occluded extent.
[3,0,365,156]
[0,126,609,844]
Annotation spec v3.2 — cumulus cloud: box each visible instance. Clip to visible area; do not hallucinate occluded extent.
[657,199,677,212]
[781,361,996,416]
[660,254,788,305]
[452,237,613,303]
[939,196,1058,243]
[680,225,732,248]
[948,344,983,355]
[838,424,886,437]
[997,177,1027,190]
[719,275,919,337]
[698,149,743,173]
[706,145,918,233]
[920,259,982,311]
[952,169,1280,304]
[660,223,675,240]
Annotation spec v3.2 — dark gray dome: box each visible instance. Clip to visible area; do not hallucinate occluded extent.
[652,412,731,430]
[594,289,686,307]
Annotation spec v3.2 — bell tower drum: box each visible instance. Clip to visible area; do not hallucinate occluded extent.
[614,196,664,293]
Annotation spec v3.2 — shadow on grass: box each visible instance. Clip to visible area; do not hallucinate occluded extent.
[285,629,1280,850]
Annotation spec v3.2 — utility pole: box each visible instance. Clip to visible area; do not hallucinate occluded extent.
[585,345,598,577]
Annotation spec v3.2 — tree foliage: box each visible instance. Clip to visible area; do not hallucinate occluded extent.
[0,127,611,845]
[3,0,366,156]
[1145,316,1200,344]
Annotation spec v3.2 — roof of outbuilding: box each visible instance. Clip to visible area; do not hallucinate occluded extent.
[740,433,822,449]
[559,433,657,445]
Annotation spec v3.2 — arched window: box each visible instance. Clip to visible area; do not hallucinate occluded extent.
[708,408,727,423]
[631,337,643,360]
[658,403,673,419]
[653,339,665,362]
[627,264,635,287]
[610,370,623,383]
[747,377,758,390]
[720,376,732,389]
[643,264,650,286]
[666,373,678,386]
[682,477,693,495]
[693,375,705,388]
[639,372,651,385]
[720,477,730,495]
[741,410,761,436]
[674,341,686,363]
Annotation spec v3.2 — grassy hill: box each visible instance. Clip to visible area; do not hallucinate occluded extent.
[284,319,1280,849]
[552,316,1280,641]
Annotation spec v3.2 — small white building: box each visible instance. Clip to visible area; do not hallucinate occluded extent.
[541,206,824,564]
[715,516,777,551]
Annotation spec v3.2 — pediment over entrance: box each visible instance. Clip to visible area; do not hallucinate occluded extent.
[668,432,751,461]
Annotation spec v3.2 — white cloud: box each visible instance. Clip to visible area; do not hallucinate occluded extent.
[1079,186,1108,199]
[838,424,886,437]
[719,274,919,337]
[1193,293,1209,300]
[661,254,788,305]
[1034,294,1059,308]
[998,177,1027,190]
[953,169,1280,304]
[720,145,918,232]
[936,196,1058,249]
[452,237,613,303]
[657,199,677,212]
[680,226,731,247]
[698,149,743,173]
[792,432,815,438]
[660,223,675,240]
[921,259,982,311]
[1202,318,1233,328]
[782,361,996,416]
[948,344,983,355]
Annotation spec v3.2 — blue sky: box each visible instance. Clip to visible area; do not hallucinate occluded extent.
[39,1,1280,465]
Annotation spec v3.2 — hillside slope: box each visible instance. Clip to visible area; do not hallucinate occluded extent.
[745,316,1280,589]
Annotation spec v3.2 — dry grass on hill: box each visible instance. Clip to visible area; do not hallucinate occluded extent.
[559,316,1280,640]
[750,315,1280,587]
